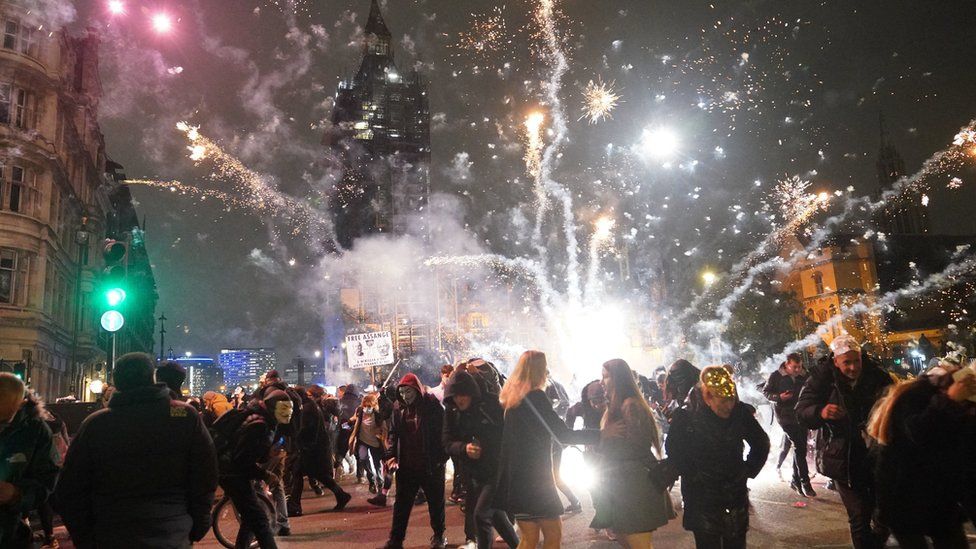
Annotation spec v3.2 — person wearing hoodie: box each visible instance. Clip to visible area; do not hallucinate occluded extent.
[796,335,892,549]
[287,387,351,517]
[212,387,295,549]
[662,359,701,421]
[0,373,58,549]
[56,353,217,549]
[382,373,448,549]
[443,370,519,549]
[202,391,234,427]
[762,352,814,497]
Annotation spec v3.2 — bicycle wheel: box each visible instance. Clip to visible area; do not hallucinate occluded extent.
[212,493,276,549]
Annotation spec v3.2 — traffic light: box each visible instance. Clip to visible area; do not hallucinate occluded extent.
[12,362,26,380]
[100,239,128,333]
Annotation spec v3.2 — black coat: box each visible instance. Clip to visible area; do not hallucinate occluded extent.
[385,393,447,476]
[762,367,806,427]
[0,397,58,549]
[874,378,970,535]
[493,390,599,518]
[443,371,505,482]
[297,399,334,474]
[795,354,892,487]
[665,400,769,537]
[56,385,218,549]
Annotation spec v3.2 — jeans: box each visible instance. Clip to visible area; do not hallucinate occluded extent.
[835,482,888,549]
[466,478,519,549]
[693,530,746,548]
[776,432,792,470]
[781,424,810,484]
[357,442,392,492]
[220,477,278,549]
[390,465,446,542]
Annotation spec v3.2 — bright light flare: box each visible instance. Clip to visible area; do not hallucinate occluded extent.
[523,111,546,179]
[188,144,206,161]
[702,270,717,286]
[151,13,173,33]
[525,111,545,133]
[107,0,125,15]
[593,216,615,240]
[559,447,596,491]
[637,127,680,160]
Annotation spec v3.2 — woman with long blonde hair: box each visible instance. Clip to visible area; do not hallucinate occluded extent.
[493,350,600,549]
[866,367,976,548]
[590,359,672,548]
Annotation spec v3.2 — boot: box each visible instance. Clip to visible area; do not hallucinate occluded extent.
[802,481,818,498]
[367,493,388,506]
[333,490,352,511]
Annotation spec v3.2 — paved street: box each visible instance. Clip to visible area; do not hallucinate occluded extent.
[50,466,976,548]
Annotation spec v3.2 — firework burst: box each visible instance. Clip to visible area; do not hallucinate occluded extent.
[579,79,621,124]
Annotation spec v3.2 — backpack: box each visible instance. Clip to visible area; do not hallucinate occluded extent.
[209,407,249,464]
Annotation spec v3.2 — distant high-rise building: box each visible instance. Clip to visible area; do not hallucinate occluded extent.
[324,0,430,249]
[176,356,223,396]
[219,348,277,389]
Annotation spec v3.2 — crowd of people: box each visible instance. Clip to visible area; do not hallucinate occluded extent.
[0,335,974,548]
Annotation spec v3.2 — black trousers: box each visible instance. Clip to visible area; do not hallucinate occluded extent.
[390,465,446,542]
[892,524,969,549]
[835,482,888,549]
[781,424,810,484]
[776,432,792,469]
[466,478,519,549]
[693,530,746,549]
[288,455,347,513]
[219,477,278,549]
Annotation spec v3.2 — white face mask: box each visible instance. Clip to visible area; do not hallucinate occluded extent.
[399,386,419,406]
[274,401,293,424]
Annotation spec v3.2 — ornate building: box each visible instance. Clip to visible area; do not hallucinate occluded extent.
[0,2,155,400]
[325,0,430,249]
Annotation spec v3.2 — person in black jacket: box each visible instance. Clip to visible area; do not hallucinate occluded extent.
[56,353,217,549]
[215,388,295,549]
[0,374,58,549]
[286,387,351,517]
[382,373,448,549]
[662,359,700,421]
[796,336,892,549]
[494,351,600,549]
[866,364,976,548]
[443,370,519,549]
[666,365,770,549]
[762,353,814,497]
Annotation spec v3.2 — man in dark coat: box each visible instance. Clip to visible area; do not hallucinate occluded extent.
[443,370,519,549]
[383,373,447,549]
[663,359,700,421]
[0,374,58,548]
[762,352,814,497]
[214,388,294,549]
[286,387,351,516]
[56,353,217,549]
[666,366,769,549]
[796,336,893,549]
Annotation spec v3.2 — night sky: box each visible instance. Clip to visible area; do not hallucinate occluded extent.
[61,0,976,366]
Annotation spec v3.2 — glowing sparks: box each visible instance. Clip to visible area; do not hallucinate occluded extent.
[151,13,173,33]
[593,216,615,241]
[523,111,546,179]
[702,271,718,286]
[107,0,125,15]
[636,127,680,161]
[579,79,621,124]
[451,7,511,63]
[948,177,963,189]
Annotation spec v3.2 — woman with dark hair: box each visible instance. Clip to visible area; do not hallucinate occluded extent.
[591,359,672,548]
[494,351,600,549]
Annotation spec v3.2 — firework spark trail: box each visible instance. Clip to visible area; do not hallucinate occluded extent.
[126,178,243,207]
[523,112,545,182]
[677,120,976,343]
[424,254,559,316]
[766,248,976,369]
[175,122,338,246]
[585,216,614,305]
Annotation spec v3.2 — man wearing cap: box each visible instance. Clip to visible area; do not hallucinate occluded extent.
[796,335,893,549]
[382,373,448,549]
[57,353,217,548]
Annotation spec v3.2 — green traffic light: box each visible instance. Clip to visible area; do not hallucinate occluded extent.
[106,288,127,307]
